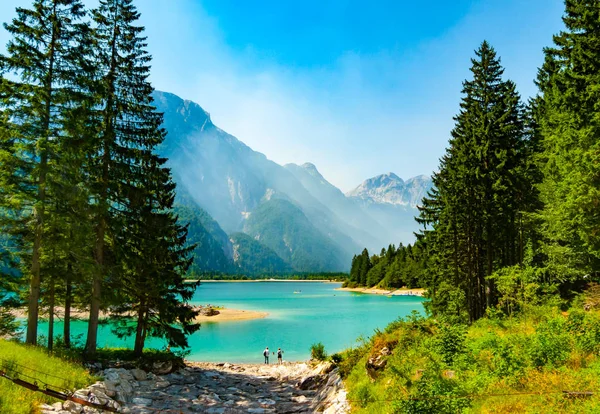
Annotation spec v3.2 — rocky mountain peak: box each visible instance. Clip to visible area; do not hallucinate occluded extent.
[346,173,432,207]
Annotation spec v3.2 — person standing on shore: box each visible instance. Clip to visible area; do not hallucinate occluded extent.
[263,347,269,364]
[277,348,283,364]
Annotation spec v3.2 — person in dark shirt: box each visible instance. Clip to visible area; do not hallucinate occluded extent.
[277,348,283,364]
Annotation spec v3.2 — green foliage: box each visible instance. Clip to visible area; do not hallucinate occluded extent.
[536,0,600,280]
[330,352,343,364]
[393,367,472,414]
[489,265,544,316]
[528,317,571,368]
[417,41,537,322]
[343,296,600,413]
[0,0,204,357]
[310,342,328,361]
[434,323,466,366]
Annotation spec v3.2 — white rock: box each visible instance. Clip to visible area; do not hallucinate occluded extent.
[258,398,276,406]
[132,397,153,406]
[62,399,83,413]
[118,381,134,394]
[154,380,170,388]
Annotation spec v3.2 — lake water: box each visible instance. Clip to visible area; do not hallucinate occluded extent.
[33,281,424,363]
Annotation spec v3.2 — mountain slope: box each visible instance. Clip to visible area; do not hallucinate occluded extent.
[174,204,234,274]
[153,91,359,265]
[229,232,293,275]
[153,90,433,272]
[285,163,390,252]
[243,199,348,272]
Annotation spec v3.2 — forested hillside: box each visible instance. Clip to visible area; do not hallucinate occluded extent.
[244,198,349,272]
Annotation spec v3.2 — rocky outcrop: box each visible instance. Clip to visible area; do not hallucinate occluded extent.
[39,361,348,414]
[366,340,397,379]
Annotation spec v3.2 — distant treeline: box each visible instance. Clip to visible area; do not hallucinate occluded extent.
[346,242,427,289]
[187,272,348,281]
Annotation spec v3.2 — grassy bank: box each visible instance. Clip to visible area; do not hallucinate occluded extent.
[0,340,95,414]
[336,295,600,413]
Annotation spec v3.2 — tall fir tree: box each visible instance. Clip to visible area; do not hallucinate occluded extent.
[418,41,532,322]
[84,0,199,355]
[0,0,90,344]
[536,0,600,282]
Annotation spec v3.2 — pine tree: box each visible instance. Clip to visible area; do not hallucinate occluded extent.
[0,0,90,344]
[536,0,600,281]
[111,156,200,356]
[84,0,199,356]
[418,41,531,321]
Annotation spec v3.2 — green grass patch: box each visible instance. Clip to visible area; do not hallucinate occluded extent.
[0,339,95,414]
[338,305,600,413]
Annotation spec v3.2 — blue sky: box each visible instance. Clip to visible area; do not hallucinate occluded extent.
[0,0,565,191]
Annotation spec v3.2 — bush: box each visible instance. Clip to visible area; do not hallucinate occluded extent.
[435,323,466,366]
[528,317,571,368]
[310,342,328,361]
[393,367,472,414]
[330,353,343,364]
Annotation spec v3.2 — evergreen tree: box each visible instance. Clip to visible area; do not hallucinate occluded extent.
[81,0,152,356]
[536,0,600,281]
[111,156,200,356]
[0,0,89,344]
[418,41,532,321]
[84,0,200,355]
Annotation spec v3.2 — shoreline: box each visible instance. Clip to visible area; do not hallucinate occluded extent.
[336,287,425,297]
[186,279,342,283]
[11,306,269,323]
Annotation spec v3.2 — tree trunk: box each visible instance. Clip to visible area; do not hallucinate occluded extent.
[86,7,120,358]
[85,224,104,357]
[134,306,146,357]
[48,279,55,351]
[26,4,58,345]
[64,270,72,349]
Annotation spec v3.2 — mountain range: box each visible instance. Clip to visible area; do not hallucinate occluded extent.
[153,91,433,274]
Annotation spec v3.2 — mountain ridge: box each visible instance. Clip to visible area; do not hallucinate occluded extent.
[152,90,433,274]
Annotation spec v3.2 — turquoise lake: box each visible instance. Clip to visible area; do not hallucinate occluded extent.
[33,281,425,363]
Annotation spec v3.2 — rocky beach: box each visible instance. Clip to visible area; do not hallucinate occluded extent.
[39,360,348,414]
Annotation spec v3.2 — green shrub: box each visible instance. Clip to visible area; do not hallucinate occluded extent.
[310,342,328,361]
[567,310,600,355]
[393,367,472,414]
[330,352,343,364]
[529,317,571,368]
[354,380,376,408]
[435,323,466,366]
